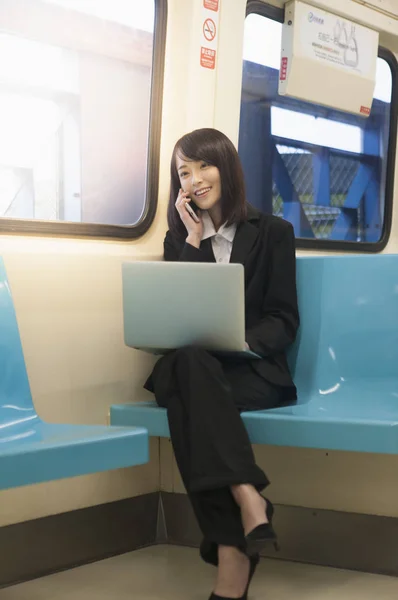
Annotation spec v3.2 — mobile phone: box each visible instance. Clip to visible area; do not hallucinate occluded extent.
[185,201,200,223]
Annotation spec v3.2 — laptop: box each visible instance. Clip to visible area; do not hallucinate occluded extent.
[122,261,261,359]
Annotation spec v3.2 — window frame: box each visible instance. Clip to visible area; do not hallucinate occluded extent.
[0,0,167,239]
[245,0,398,252]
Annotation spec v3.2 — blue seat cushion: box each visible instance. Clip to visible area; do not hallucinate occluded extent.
[0,417,148,490]
[110,398,398,454]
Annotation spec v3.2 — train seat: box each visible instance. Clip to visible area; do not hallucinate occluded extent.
[0,257,149,491]
[111,255,398,454]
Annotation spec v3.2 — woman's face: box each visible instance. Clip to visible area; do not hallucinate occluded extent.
[176,153,222,211]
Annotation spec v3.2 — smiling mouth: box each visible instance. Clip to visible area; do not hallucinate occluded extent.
[195,187,211,198]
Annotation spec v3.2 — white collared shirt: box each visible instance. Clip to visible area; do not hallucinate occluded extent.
[201,210,237,264]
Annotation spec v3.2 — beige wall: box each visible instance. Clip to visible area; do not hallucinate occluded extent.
[162,443,398,518]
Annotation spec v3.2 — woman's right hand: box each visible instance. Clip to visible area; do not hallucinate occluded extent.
[175,189,203,247]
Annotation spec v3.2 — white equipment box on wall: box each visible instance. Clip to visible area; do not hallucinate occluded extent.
[279,1,379,117]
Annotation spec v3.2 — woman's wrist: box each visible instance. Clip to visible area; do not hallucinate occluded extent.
[186,233,201,248]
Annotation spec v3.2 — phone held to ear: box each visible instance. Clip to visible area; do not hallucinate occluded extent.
[185,200,200,223]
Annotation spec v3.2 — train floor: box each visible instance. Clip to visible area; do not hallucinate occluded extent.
[2,544,397,599]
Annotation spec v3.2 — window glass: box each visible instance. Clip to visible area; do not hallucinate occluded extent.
[0,0,156,227]
[239,12,394,243]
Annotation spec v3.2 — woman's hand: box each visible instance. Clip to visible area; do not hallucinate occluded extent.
[175,189,203,247]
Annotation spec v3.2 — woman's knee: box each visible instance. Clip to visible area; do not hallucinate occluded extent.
[174,345,209,362]
[173,345,224,383]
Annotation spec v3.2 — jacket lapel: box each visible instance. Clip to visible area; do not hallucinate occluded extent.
[200,237,216,262]
[230,204,260,265]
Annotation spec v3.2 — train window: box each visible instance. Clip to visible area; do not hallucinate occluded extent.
[239,5,397,251]
[0,0,166,238]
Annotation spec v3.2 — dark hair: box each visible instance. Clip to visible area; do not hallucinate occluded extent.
[167,128,247,239]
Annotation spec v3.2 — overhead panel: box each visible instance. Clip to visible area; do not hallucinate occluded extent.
[279,0,379,117]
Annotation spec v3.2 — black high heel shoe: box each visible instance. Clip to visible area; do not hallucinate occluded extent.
[245,497,279,556]
[209,553,259,600]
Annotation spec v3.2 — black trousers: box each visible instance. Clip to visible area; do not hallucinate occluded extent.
[144,346,283,566]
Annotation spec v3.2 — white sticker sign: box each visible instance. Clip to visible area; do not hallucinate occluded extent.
[298,6,378,78]
[279,1,379,116]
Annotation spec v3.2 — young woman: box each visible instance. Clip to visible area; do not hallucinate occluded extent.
[144,128,299,600]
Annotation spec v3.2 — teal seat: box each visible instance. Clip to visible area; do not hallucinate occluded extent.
[111,255,398,454]
[0,257,148,490]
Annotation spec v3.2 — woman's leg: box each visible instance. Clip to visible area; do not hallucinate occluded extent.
[146,347,269,495]
[145,347,282,596]
[146,348,281,551]
[214,546,251,599]
[146,348,267,597]
[224,361,280,533]
[209,361,282,597]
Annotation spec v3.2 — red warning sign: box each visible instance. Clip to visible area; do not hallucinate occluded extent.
[204,0,219,11]
[360,105,371,116]
[280,57,288,81]
[201,47,216,70]
[203,18,216,42]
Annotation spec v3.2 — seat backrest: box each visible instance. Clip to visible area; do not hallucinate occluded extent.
[2,254,397,421]
[0,257,36,427]
[288,255,398,403]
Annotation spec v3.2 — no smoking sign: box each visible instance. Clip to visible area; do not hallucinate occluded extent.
[203,18,216,42]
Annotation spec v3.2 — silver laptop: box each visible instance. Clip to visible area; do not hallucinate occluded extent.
[122,261,261,359]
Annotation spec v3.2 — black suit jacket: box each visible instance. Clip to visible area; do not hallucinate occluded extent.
[163,204,300,396]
